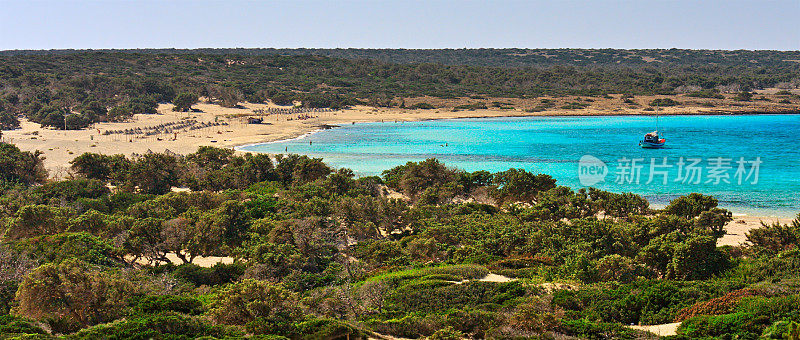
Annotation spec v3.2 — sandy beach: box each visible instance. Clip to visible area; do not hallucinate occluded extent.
[2,96,797,235]
[4,102,565,175]
[718,215,794,247]
[4,93,798,174]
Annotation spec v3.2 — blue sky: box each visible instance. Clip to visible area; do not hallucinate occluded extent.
[1,0,798,50]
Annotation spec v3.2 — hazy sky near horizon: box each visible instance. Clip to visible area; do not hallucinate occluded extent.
[1,0,798,51]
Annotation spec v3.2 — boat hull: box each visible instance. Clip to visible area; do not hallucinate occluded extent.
[639,140,666,148]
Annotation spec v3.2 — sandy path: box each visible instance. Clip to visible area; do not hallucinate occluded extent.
[126,253,234,267]
[628,322,681,337]
[479,273,517,282]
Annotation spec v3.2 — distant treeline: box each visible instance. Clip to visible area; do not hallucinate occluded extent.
[0,50,798,130]
[3,48,800,68]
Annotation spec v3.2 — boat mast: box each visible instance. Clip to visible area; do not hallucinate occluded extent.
[656,101,660,135]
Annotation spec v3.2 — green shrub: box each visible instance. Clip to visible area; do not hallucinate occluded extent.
[389,281,525,313]
[678,295,800,338]
[429,326,464,340]
[294,317,364,340]
[560,102,589,109]
[133,295,204,316]
[368,313,445,338]
[674,288,759,321]
[422,264,489,280]
[663,193,718,219]
[172,263,245,286]
[0,315,47,335]
[408,103,435,109]
[70,313,236,339]
[650,98,681,106]
[559,319,642,339]
[678,312,768,338]
[735,91,753,101]
[12,232,123,267]
[762,320,800,339]
[454,103,487,110]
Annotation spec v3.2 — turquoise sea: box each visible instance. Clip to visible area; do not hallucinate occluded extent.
[240,115,800,217]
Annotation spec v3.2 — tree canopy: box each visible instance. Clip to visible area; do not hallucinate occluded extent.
[0,144,797,339]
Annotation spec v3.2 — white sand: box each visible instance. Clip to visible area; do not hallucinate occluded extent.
[479,273,517,282]
[718,215,794,247]
[126,253,234,267]
[628,322,681,336]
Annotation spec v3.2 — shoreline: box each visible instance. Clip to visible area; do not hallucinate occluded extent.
[234,128,324,151]
[232,110,800,152]
[4,101,797,229]
[231,112,799,223]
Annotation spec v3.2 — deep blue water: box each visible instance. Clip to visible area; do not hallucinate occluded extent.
[240,115,800,217]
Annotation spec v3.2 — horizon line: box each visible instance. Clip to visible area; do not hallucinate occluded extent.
[2,47,799,53]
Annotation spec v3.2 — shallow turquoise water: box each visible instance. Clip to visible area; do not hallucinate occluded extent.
[241,115,800,217]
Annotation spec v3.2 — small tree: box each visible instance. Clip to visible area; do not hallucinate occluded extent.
[695,207,733,237]
[70,152,131,182]
[0,143,46,185]
[106,106,132,122]
[735,91,753,101]
[173,93,198,112]
[125,153,181,194]
[80,101,107,121]
[209,280,301,326]
[664,193,718,219]
[667,235,729,280]
[6,204,71,239]
[746,214,800,254]
[15,259,131,327]
[490,168,556,204]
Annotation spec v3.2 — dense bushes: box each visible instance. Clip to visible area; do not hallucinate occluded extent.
[71,313,237,339]
[678,294,800,338]
[663,192,719,218]
[650,98,681,107]
[171,263,245,286]
[0,315,46,335]
[490,169,556,204]
[553,280,734,325]
[133,295,204,316]
[0,143,46,185]
[747,214,800,254]
[0,144,798,338]
[674,288,759,321]
[14,259,132,327]
[0,105,19,130]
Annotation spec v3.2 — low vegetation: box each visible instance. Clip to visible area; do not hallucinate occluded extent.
[0,142,798,338]
[1,49,798,130]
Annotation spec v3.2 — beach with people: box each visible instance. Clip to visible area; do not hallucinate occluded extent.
[4,93,797,248]
[5,91,797,174]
